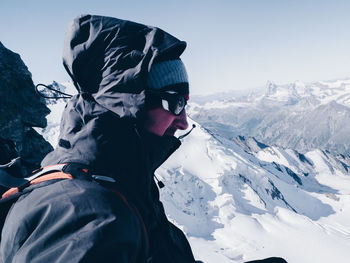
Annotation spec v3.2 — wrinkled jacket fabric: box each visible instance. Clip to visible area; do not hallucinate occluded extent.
[0,15,197,263]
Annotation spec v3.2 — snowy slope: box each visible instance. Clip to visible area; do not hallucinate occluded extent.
[157,124,350,263]
[189,78,350,154]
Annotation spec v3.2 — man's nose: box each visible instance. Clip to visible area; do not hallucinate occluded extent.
[175,109,189,130]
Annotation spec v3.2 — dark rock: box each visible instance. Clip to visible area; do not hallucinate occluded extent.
[284,167,302,185]
[233,136,269,154]
[272,162,283,172]
[297,152,313,166]
[266,179,297,213]
[0,42,53,175]
[245,257,288,263]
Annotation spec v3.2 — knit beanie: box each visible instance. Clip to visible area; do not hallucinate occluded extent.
[147,59,189,95]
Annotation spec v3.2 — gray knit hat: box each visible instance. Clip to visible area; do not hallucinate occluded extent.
[147,59,189,94]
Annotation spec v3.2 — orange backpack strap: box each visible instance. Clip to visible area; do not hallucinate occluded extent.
[2,171,73,199]
[1,164,75,200]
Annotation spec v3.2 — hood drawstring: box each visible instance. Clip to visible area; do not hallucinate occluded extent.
[178,124,196,140]
[35,83,72,99]
[154,175,165,189]
[0,157,20,169]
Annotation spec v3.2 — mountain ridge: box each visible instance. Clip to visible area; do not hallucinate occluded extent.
[189,78,350,154]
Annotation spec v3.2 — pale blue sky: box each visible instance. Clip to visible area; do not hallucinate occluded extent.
[1,0,350,95]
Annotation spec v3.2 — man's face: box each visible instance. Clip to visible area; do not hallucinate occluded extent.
[141,107,189,136]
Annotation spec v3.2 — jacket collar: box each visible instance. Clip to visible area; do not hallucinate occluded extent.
[137,128,181,173]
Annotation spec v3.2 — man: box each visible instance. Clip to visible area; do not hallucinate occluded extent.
[0,14,288,263]
[0,14,198,263]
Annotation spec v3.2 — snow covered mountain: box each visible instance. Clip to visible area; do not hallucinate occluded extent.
[189,78,350,154]
[41,82,350,263]
[158,124,350,263]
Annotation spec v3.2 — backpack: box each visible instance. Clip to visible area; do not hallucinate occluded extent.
[0,138,150,252]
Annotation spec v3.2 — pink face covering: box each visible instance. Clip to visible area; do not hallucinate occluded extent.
[141,107,188,136]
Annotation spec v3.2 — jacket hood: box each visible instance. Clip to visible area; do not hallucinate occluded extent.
[63,14,186,118]
[42,15,186,192]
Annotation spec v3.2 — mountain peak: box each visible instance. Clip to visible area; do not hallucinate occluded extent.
[265,80,278,95]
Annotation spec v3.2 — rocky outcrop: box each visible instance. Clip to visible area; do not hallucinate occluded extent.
[0,42,53,175]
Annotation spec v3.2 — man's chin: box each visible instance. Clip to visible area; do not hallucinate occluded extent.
[164,128,176,137]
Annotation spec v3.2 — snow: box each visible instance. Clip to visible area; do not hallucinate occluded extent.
[157,120,350,262]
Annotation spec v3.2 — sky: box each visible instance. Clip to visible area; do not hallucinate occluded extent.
[1,0,350,95]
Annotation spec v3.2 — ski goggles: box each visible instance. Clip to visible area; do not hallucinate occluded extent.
[146,91,188,116]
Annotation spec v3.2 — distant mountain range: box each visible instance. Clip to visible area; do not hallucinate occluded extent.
[189,78,350,154]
